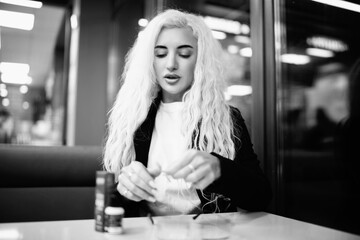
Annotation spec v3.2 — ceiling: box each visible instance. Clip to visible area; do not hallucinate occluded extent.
[0,2,66,87]
[0,0,249,89]
[1,0,359,88]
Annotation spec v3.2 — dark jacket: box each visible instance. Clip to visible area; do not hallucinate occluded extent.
[117,96,272,217]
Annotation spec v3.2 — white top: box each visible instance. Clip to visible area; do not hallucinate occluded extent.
[147,101,200,215]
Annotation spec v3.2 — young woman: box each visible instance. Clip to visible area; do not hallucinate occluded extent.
[103,9,271,217]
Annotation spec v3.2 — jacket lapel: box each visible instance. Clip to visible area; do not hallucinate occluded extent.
[133,96,161,167]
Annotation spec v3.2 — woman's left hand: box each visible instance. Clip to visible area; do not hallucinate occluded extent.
[163,149,221,190]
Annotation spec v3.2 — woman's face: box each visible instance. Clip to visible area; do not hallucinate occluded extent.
[154,27,198,103]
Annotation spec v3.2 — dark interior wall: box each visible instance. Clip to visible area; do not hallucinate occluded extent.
[106,0,145,107]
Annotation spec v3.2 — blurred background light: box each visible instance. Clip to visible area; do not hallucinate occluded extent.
[227,45,239,54]
[204,16,241,34]
[240,24,250,35]
[239,47,252,57]
[0,10,34,30]
[307,36,348,52]
[211,30,226,40]
[19,85,29,94]
[0,62,30,74]
[311,0,360,13]
[70,14,78,29]
[281,53,311,65]
[226,85,253,96]
[138,18,148,27]
[1,74,32,85]
[306,48,334,58]
[234,35,251,45]
[2,98,10,107]
[0,0,42,8]
[0,88,8,97]
[22,101,29,110]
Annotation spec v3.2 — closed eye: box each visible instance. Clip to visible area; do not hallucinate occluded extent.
[155,53,167,58]
[155,46,167,58]
[178,46,193,58]
[179,53,191,58]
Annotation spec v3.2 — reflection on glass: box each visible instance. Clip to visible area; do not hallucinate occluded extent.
[202,6,252,131]
[278,0,360,234]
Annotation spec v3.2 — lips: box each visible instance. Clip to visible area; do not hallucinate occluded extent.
[164,73,180,83]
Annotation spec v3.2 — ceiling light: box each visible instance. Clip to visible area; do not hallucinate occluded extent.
[307,36,348,52]
[204,16,241,35]
[1,73,32,85]
[306,48,334,58]
[281,54,311,65]
[226,85,253,96]
[0,0,42,8]
[239,47,252,57]
[0,88,8,97]
[22,101,29,109]
[211,30,226,40]
[2,98,10,107]
[241,24,250,35]
[20,85,28,94]
[234,36,251,45]
[0,62,30,74]
[311,0,360,13]
[227,45,239,54]
[0,10,34,30]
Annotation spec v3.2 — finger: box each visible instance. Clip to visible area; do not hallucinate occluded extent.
[129,162,157,192]
[172,154,204,179]
[128,170,156,195]
[193,174,212,190]
[172,162,197,179]
[185,163,210,183]
[118,172,156,202]
[193,165,216,190]
[165,149,198,175]
[117,180,142,201]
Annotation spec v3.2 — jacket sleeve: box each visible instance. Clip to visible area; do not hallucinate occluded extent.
[205,107,272,211]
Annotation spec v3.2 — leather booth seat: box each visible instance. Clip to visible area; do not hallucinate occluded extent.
[0,145,103,222]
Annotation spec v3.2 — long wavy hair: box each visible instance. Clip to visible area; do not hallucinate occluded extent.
[103,9,236,175]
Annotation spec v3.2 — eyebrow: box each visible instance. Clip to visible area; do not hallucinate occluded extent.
[155,44,194,49]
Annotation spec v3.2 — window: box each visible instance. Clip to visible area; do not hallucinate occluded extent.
[277,0,360,234]
[0,2,69,145]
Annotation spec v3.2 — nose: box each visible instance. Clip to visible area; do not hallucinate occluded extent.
[166,53,178,71]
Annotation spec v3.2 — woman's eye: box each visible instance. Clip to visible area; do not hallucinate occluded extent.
[179,51,192,58]
[179,54,191,58]
[155,53,166,58]
[154,49,167,58]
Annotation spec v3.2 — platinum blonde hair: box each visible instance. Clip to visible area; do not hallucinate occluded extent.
[103,9,236,175]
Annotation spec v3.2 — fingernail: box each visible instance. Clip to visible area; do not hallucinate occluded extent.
[149,181,156,189]
[148,197,156,202]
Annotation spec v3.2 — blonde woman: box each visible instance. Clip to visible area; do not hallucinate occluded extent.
[103,9,271,216]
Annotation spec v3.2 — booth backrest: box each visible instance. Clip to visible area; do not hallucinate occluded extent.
[0,145,103,223]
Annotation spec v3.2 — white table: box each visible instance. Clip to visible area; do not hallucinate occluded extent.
[0,212,359,240]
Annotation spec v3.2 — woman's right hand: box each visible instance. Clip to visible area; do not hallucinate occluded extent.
[117,161,159,202]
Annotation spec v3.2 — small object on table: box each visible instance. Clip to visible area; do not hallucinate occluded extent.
[94,171,115,232]
[104,206,124,234]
